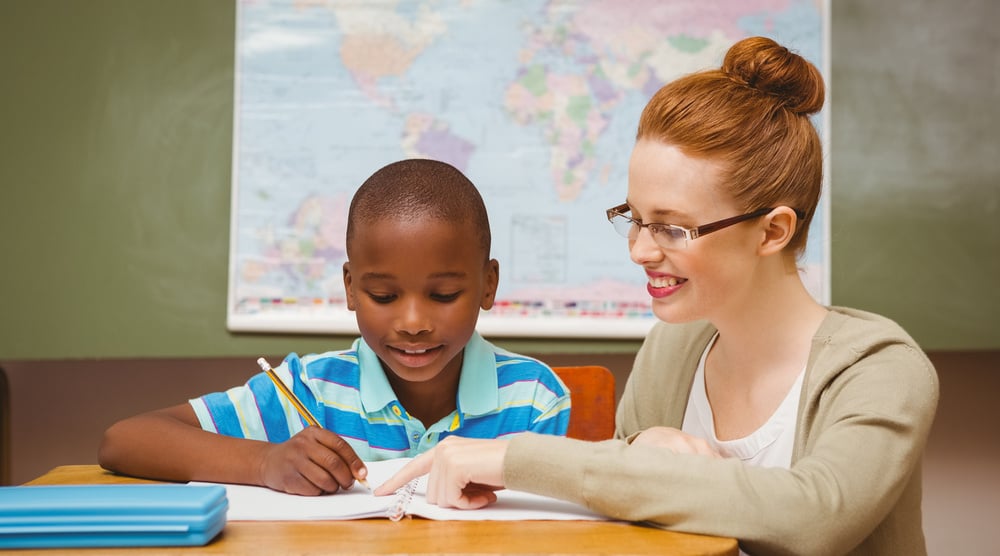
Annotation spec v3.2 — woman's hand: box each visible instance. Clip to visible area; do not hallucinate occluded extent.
[374,436,509,509]
[631,426,722,458]
[258,426,367,495]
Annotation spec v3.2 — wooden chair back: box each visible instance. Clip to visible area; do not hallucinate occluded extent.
[552,365,616,441]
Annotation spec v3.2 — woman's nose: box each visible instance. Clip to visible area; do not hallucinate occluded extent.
[629,226,664,266]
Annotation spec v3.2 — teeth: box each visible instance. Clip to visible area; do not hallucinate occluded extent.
[649,276,682,288]
[404,349,427,354]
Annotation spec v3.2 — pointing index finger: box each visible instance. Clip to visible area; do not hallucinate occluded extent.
[374,450,434,496]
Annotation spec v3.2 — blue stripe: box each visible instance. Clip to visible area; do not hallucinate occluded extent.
[318,405,413,451]
[531,406,572,435]
[246,373,295,443]
[319,405,367,437]
[496,359,568,397]
[284,356,324,428]
[201,392,244,438]
[303,354,362,390]
[365,427,413,452]
[445,405,552,438]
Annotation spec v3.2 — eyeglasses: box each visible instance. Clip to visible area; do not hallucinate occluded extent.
[605,203,804,249]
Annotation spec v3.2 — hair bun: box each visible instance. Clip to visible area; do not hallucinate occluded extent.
[721,36,824,116]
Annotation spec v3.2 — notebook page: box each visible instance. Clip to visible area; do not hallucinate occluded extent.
[405,479,606,521]
[189,458,413,521]
[369,458,606,521]
[201,482,389,521]
[193,457,607,521]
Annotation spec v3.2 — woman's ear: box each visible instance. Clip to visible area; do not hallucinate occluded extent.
[758,207,798,256]
[481,259,500,310]
[342,261,357,311]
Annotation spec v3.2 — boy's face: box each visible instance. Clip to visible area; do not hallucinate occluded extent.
[342,215,499,383]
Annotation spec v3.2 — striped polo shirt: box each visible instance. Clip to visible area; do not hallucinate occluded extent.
[190,332,570,460]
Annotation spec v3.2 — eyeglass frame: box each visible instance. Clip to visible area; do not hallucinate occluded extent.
[605,203,806,248]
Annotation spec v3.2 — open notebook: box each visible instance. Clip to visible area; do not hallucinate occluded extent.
[193,457,606,522]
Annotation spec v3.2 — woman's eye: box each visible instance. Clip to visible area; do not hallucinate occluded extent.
[650,225,684,239]
[431,292,461,302]
[367,293,396,304]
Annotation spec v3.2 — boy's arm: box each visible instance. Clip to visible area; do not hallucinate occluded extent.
[99,403,268,484]
[98,403,366,495]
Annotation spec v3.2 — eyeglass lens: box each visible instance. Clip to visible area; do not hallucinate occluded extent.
[609,214,687,249]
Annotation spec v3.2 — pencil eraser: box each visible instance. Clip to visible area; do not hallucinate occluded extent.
[256,357,271,372]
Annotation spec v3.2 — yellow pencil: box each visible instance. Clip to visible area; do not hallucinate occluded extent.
[257,357,370,489]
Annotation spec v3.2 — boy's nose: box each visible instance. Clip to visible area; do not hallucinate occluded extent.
[395,299,432,335]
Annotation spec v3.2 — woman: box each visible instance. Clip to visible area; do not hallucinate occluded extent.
[377,36,938,556]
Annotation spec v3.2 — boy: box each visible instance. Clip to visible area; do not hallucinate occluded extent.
[98,159,570,495]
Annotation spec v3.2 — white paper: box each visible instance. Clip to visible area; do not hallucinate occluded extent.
[193,458,606,522]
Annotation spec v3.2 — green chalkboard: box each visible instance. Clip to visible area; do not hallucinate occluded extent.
[829,0,1000,350]
[1,0,997,360]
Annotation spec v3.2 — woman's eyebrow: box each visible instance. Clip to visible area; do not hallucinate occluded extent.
[628,204,686,220]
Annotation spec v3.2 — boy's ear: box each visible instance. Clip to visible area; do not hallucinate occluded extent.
[342,262,357,311]
[758,207,797,257]
[480,259,500,310]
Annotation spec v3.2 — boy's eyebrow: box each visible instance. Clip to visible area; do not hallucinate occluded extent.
[359,271,469,280]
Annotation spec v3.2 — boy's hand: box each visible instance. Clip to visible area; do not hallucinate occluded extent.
[258,427,368,495]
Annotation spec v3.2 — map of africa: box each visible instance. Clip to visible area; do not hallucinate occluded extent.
[228,0,828,337]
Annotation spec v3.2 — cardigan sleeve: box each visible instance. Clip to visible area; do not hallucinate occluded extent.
[505,317,939,556]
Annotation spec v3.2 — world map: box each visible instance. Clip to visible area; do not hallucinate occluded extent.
[228,0,828,337]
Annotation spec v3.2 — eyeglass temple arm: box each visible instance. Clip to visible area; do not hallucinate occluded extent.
[606,204,806,234]
[692,207,807,238]
[606,203,630,221]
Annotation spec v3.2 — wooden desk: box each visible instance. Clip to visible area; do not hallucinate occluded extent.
[14,465,738,555]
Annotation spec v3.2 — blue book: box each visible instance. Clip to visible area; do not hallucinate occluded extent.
[0,484,227,549]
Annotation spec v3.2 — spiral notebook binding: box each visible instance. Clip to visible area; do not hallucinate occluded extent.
[385,478,418,522]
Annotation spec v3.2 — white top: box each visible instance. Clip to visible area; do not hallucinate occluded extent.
[681,334,804,468]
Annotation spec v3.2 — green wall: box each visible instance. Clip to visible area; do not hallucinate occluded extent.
[1,0,997,360]
[830,0,999,350]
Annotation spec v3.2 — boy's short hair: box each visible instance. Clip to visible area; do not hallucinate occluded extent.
[346,159,492,260]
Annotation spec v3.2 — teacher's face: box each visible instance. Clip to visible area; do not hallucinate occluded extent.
[625,139,764,324]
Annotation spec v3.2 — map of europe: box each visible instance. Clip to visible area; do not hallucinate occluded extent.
[229,0,827,337]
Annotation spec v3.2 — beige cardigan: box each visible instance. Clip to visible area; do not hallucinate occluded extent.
[504,307,939,556]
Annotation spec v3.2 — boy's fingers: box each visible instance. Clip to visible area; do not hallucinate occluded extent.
[373,450,433,496]
[310,428,367,488]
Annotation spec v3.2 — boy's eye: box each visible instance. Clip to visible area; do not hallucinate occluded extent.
[367,292,396,304]
[430,291,461,302]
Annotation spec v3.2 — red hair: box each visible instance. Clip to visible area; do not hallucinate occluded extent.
[636,36,824,257]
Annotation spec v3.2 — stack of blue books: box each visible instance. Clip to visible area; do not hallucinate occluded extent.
[0,484,227,549]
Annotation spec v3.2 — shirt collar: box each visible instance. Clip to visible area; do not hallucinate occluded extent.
[356,332,499,417]
[456,332,499,416]
[357,338,397,414]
